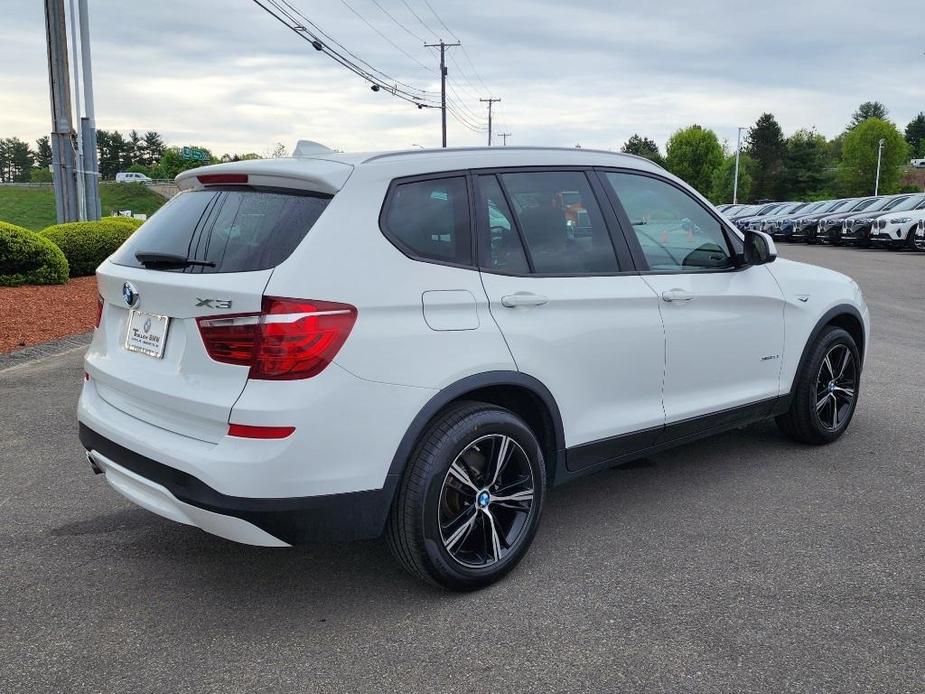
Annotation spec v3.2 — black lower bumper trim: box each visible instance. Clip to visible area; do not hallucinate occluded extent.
[79,423,396,544]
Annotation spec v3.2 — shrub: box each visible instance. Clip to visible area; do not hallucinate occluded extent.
[0,221,69,286]
[40,220,137,277]
[99,216,145,232]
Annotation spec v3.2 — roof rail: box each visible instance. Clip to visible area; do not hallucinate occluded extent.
[361,146,666,170]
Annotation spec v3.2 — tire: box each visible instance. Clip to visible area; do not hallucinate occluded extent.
[906,227,920,251]
[915,227,925,252]
[776,326,861,445]
[386,401,546,590]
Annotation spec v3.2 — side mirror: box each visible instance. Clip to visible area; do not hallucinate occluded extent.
[743,230,777,265]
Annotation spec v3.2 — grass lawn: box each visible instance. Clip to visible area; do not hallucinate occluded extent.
[0,183,166,230]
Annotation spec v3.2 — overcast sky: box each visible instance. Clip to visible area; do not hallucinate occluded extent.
[1,0,922,156]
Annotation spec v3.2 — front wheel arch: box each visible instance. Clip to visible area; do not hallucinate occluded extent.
[788,305,866,398]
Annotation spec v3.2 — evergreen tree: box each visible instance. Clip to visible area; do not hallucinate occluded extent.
[848,101,889,129]
[34,136,52,168]
[784,129,829,200]
[127,129,143,166]
[620,134,664,166]
[745,113,786,200]
[142,131,166,167]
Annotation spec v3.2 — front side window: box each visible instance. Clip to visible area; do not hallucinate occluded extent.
[604,172,735,272]
[476,175,529,274]
[497,171,619,274]
[383,177,471,265]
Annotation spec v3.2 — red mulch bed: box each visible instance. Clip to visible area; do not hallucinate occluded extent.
[0,276,99,353]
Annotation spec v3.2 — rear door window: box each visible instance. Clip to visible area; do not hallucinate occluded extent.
[497,171,619,274]
[111,187,331,273]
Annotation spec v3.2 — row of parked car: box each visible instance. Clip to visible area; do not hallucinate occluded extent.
[717,193,925,251]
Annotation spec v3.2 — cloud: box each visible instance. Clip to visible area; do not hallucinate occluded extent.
[1,0,922,155]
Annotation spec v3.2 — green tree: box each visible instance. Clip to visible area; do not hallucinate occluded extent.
[151,146,216,179]
[665,125,723,196]
[784,129,830,199]
[620,134,664,166]
[745,113,786,201]
[34,136,52,168]
[838,118,908,196]
[711,153,754,204]
[142,131,165,167]
[127,129,143,166]
[0,138,34,182]
[848,101,889,129]
[96,129,130,179]
[905,112,925,159]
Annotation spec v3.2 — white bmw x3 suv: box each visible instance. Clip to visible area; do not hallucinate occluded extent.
[78,145,869,590]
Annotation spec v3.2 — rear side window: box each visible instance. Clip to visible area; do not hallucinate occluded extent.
[382,177,472,265]
[111,187,331,273]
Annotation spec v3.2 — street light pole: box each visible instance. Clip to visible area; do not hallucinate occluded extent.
[44,0,79,223]
[733,126,745,204]
[874,138,885,195]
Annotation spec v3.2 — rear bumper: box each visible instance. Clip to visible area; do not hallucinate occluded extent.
[80,423,396,544]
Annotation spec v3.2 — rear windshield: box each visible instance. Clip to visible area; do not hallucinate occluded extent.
[111,187,331,273]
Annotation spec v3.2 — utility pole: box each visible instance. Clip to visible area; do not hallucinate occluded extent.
[67,0,85,220]
[874,138,885,195]
[498,132,511,146]
[733,126,745,204]
[78,0,101,219]
[480,97,500,146]
[424,40,460,148]
[44,0,79,223]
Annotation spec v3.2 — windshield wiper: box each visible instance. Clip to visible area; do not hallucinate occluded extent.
[134,251,216,268]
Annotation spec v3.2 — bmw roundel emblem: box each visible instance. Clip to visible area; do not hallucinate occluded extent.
[122,281,139,308]
[143,317,152,333]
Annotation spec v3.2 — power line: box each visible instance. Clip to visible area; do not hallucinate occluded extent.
[335,0,432,73]
[276,0,436,98]
[400,0,440,40]
[252,0,438,107]
[369,0,425,44]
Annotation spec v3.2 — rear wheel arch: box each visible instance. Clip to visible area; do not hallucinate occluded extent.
[385,372,565,490]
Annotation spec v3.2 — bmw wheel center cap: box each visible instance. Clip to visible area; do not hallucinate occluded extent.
[477,491,491,509]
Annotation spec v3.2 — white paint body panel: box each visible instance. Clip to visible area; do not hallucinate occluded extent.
[641,266,785,422]
[76,147,870,549]
[480,273,666,445]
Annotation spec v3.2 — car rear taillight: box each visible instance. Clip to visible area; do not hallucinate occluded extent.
[197,297,357,380]
[95,294,104,328]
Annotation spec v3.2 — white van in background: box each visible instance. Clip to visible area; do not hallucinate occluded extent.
[115,172,152,183]
[910,159,925,169]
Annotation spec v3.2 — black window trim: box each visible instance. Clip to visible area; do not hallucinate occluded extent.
[377,170,477,271]
[594,167,747,276]
[469,165,637,279]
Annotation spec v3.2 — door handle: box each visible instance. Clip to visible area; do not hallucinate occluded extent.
[661,289,695,303]
[500,292,549,308]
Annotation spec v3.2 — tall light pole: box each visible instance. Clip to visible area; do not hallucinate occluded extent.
[424,40,460,148]
[874,138,885,195]
[44,0,79,223]
[733,126,745,204]
[78,0,100,219]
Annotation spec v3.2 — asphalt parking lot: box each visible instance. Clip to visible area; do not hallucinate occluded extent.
[1,245,922,694]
